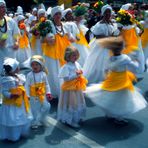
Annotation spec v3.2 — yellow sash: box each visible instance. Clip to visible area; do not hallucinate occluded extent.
[76,30,89,48]
[101,71,136,91]
[19,32,29,49]
[30,82,46,103]
[42,34,71,66]
[62,75,88,91]
[30,35,37,50]
[121,28,139,54]
[141,28,148,48]
[3,86,30,112]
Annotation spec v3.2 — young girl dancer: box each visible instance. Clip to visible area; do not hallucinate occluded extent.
[84,37,147,125]
[0,58,31,141]
[25,55,52,129]
[57,46,87,128]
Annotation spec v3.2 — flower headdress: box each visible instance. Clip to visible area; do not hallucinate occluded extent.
[93,0,104,13]
[116,9,144,31]
[72,3,88,17]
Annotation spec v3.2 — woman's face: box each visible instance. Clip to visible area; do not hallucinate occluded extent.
[103,9,111,20]
[0,4,6,19]
[53,12,62,22]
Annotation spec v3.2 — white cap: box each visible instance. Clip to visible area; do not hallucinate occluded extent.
[37,9,46,17]
[3,58,19,72]
[17,15,25,23]
[62,8,72,18]
[120,3,132,10]
[51,6,63,18]
[32,7,37,12]
[0,0,5,6]
[101,4,112,16]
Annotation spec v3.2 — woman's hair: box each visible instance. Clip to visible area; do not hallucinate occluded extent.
[97,36,124,51]
[64,46,80,62]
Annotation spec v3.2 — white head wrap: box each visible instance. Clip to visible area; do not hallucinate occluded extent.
[101,4,112,16]
[47,7,52,15]
[17,15,25,23]
[51,6,63,18]
[17,6,23,15]
[0,0,5,6]
[8,13,13,18]
[3,58,19,72]
[120,3,132,10]
[37,9,46,17]
[62,8,72,18]
[28,15,37,24]
[32,7,37,13]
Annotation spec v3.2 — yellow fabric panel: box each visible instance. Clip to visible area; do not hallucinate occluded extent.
[3,85,30,112]
[62,75,88,91]
[76,30,89,48]
[141,28,148,48]
[101,71,136,91]
[122,28,139,54]
[30,35,37,50]
[19,32,29,49]
[43,34,71,66]
[30,82,46,103]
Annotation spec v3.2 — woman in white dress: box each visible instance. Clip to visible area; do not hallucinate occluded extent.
[83,4,120,84]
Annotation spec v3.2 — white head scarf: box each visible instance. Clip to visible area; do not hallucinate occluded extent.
[3,58,19,72]
[0,0,5,6]
[62,8,72,18]
[17,15,25,23]
[120,3,132,10]
[28,15,37,24]
[37,9,46,17]
[51,6,63,18]
[101,4,112,16]
[17,6,23,15]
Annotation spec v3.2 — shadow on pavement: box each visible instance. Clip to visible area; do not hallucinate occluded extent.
[44,122,74,145]
[80,116,144,146]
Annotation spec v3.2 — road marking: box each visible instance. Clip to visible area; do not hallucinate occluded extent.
[46,116,104,148]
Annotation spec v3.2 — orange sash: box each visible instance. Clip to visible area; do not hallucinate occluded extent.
[62,75,88,91]
[3,85,30,112]
[101,71,136,91]
[30,82,46,103]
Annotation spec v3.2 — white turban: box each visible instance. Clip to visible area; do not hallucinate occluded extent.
[51,6,63,18]
[62,8,72,18]
[28,15,37,24]
[38,9,46,17]
[0,0,5,6]
[32,8,37,13]
[3,58,19,72]
[17,15,25,23]
[101,4,112,16]
[120,3,132,10]
[17,6,23,15]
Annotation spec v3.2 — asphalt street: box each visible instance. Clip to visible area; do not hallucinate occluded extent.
[0,72,148,148]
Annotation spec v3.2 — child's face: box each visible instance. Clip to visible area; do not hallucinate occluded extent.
[31,61,42,73]
[69,53,78,63]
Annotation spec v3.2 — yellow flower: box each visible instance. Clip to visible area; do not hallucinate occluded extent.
[116,17,121,22]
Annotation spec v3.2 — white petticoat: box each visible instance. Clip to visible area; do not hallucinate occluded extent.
[57,91,86,124]
[84,84,147,118]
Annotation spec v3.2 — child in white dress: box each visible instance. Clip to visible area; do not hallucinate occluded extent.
[25,55,52,129]
[0,58,31,141]
[84,37,147,125]
[57,46,87,128]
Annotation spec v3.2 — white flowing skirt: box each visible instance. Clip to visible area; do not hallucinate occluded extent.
[84,84,147,118]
